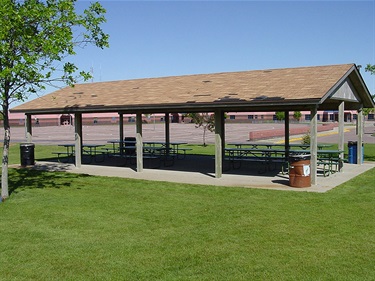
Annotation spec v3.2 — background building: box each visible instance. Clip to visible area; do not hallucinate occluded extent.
[5,110,374,127]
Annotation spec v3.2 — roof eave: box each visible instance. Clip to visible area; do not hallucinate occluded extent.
[10,99,322,115]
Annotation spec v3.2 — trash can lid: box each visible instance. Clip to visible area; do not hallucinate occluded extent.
[290,153,311,157]
[289,153,311,161]
[20,143,35,147]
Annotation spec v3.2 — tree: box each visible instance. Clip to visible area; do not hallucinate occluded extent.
[275,111,285,121]
[364,64,375,116]
[293,111,302,122]
[301,131,311,145]
[187,113,215,146]
[365,64,375,75]
[0,0,109,200]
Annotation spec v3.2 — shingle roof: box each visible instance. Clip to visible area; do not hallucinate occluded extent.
[11,63,373,114]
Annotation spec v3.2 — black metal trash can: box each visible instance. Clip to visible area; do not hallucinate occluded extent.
[20,143,35,167]
[124,137,136,155]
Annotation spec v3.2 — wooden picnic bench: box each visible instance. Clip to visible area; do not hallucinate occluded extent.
[225,146,344,176]
[225,147,288,173]
[53,144,106,163]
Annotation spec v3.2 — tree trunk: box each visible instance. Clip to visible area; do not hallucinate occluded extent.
[2,103,10,200]
[203,127,207,146]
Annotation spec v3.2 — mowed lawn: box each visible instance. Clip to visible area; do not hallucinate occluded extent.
[0,144,374,280]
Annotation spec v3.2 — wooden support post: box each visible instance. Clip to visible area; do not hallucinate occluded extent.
[74,113,82,168]
[220,111,225,159]
[310,107,318,185]
[338,101,345,166]
[119,113,124,156]
[284,111,290,161]
[165,113,170,156]
[136,112,143,172]
[215,110,224,178]
[25,114,32,143]
[357,108,364,165]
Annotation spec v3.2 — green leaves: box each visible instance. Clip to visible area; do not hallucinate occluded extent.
[0,0,109,104]
[81,2,109,49]
[0,0,109,198]
[275,111,285,121]
[365,64,375,75]
[364,64,375,114]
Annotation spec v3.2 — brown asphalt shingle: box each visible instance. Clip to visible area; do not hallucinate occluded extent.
[12,64,356,113]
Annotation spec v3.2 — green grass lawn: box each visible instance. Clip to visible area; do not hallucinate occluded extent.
[0,143,374,280]
[0,167,374,280]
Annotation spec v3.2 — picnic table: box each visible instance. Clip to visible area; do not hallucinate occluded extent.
[227,142,332,150]
[106,140,190,167]
[108,140,191,159]
[225,145,344,176]
[144,141,191,159]
[315,149,344,176]
[225,147,287,172]
[53,144,105,163]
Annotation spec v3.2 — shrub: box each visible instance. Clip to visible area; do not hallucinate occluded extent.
[301,131,311,144]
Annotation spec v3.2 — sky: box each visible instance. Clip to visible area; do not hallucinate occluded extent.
[14,0,375,107]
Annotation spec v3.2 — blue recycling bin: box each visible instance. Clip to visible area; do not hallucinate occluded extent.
[348,141,364,164]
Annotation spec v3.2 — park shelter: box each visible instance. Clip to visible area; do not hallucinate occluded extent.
[11,63,374,185]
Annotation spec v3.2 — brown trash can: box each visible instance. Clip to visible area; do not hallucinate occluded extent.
[289,154,311,188]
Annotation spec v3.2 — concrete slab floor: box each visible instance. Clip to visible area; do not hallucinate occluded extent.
[31,160,375,193]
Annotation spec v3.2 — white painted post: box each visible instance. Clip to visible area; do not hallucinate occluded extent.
[284,111,290,161]
[165,113,170,156]
[25,114,32,143]
[310,107,318,185]
[136,112,143,172]
[357,108,364,165]
[338,102,345,170]
[215,110,224,178]
[74,113,82,168]
[119,113,124,156]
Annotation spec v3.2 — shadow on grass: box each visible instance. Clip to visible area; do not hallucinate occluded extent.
[9,166,90,196]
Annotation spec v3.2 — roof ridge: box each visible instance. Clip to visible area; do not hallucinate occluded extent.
[72,63,356,86]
